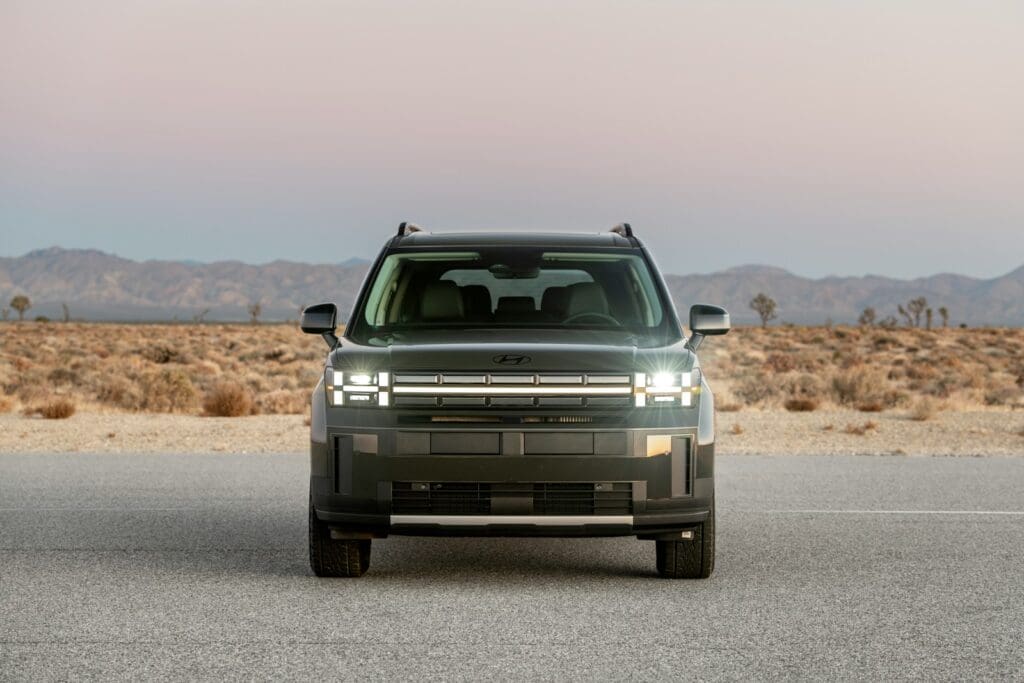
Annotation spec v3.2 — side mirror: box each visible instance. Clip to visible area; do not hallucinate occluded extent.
[688,304,730,351]
[301,302,340,348]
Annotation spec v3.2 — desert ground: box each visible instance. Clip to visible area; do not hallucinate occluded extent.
[1,322,1022,455]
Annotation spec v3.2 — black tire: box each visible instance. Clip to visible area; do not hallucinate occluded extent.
[655,498,715,579]
[309,496,371,577]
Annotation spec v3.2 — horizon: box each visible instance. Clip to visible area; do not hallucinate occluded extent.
[5,244,1023,282]
[3,1,1023,281]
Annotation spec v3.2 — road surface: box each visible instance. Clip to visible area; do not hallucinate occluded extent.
[1,453,1022,680]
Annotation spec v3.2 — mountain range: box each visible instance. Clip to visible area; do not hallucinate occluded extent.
[2,247,1022,326]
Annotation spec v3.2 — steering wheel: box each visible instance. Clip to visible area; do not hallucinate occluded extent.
[563,312,621,326]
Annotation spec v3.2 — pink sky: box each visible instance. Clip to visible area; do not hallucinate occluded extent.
[2,0,1022,277]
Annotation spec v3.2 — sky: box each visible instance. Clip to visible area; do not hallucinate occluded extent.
[1,0,1022,279]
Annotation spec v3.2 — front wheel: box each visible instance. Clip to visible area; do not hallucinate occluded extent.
[655,499,715,579]
[309,496,371,577]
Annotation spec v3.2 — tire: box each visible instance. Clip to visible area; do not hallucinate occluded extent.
[309,496,371,577]
[655,498,715,579]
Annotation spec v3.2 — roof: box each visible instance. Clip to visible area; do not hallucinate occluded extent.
[391,231,637,249]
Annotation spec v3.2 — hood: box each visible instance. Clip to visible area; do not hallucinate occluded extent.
[332,339,693,374]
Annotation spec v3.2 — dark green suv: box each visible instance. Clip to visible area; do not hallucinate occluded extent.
[302,223,730,578]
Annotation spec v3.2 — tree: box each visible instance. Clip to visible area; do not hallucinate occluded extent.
[193,308,210,324]
[749,293,777,328]
[938,307,949,328]
[925,308,933,330]
[858,307,876,326]
[10,295,30,321]
[248,301,262,325]
[61,302,70,323]
[1,308,8,322]
[907,297,927,327]
[897,304,914,327]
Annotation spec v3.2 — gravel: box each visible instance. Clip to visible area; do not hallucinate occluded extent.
[2,409,1023,456]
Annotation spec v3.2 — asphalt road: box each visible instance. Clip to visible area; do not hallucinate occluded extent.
[1,454,1022,681]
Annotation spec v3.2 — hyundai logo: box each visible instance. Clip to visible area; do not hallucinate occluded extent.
[492,354,531,366]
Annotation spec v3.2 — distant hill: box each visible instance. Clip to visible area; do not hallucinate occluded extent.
[1,247,1022,325]
[662,264,1024,326]
[0,248,370,322]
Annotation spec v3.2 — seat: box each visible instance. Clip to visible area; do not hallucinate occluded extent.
[565,282,610,318]
[460,285,492,321]
[419,281,465,321]
[541,286,569,320]
[494,296,537,323]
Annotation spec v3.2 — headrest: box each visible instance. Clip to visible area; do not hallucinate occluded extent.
[541,286,569,316]
[566,282,609,317]
[420,280,465,320]
[460,285,492,317]
[496,296,536,314]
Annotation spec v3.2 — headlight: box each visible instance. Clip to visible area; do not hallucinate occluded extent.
[634,370,700,407]
[326,369,391,407]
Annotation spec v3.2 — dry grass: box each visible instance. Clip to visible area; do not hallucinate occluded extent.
[783,398,819,412]
[729,423,744,435]
[909,396,939,422]
[702,325,1024,412]
[843,420,879,436]
[0,322,322,416]
[203,382,254,417]
[0,395,15,414]
[1,322,1023,417]
[29,397,77,420]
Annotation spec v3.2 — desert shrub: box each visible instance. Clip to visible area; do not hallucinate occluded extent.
[856,401,884,413]
[258,389,307,415]
[192,360,223,377]
[910,396,938,421]
[140,345,183,364]
[96,376,143,410]
[141,369,198,413]
[764,353,796,373]
[832,366,889,407]
[735,372,779,405]
[784,398,819,412]
[263,347,296,364]
[0,395,15,413]
[843,420,878,435]
[203,381,253,417]
[47,367,77,385]
[779,372,826,401]
[983,380,1020,406]
[34,397,76,419]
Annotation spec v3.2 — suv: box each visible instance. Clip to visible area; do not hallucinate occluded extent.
[301,223,730,578]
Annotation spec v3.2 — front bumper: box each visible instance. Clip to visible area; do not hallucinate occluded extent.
[310,426,714,538]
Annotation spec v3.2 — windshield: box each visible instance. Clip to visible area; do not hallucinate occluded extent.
[347,247,680,347]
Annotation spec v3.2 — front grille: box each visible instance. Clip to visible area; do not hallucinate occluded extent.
[391,373,633,409]
[391,482,633,515]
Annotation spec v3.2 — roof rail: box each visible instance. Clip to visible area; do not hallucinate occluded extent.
[397,222,424,237]
[610,223,633,238]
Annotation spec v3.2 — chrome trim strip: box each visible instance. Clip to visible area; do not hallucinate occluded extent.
[392,386,632,395]
[441,374,489,384]
[539,375,583,384]
[394,374,440,384]
[586,375,632,384]
[390,514,634,526]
